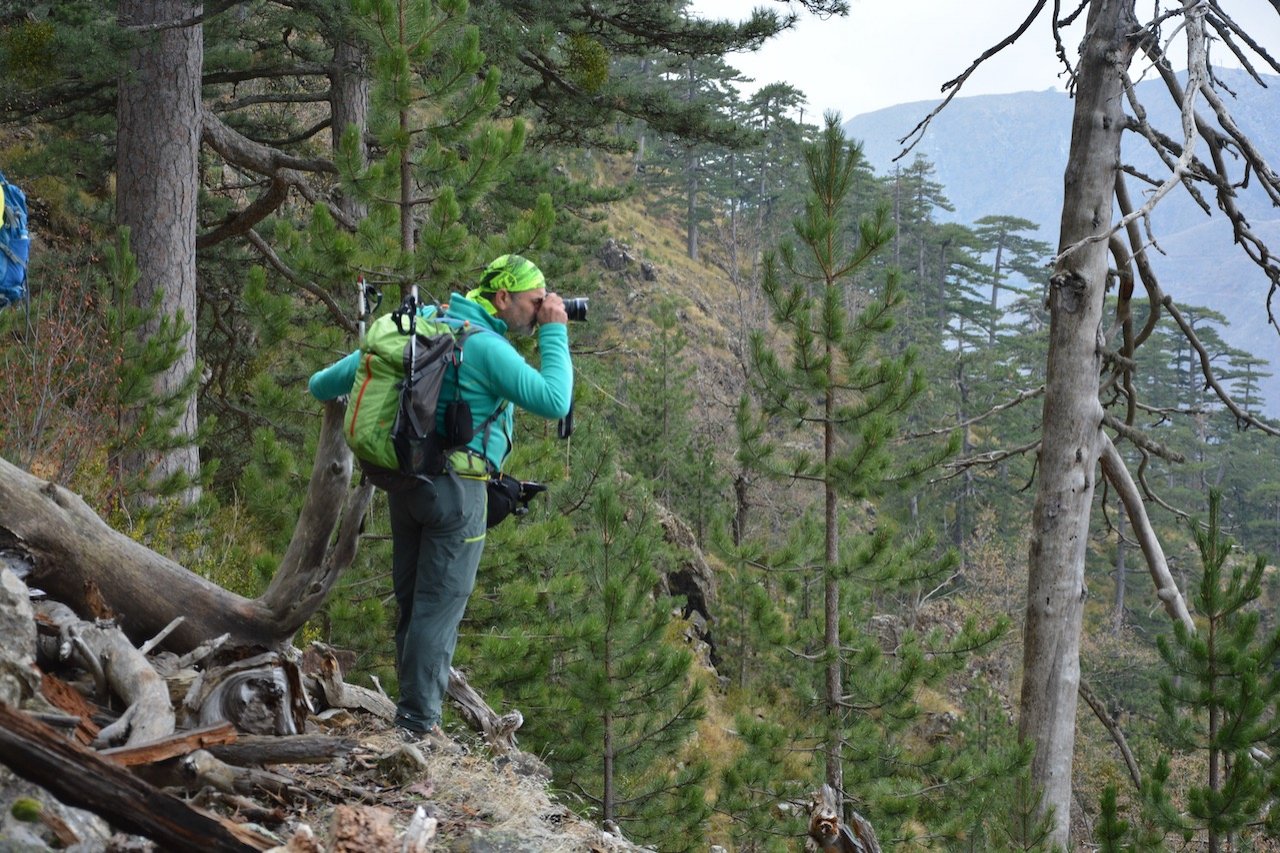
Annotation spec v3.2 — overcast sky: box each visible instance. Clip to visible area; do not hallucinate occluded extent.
[688,1,1280,120]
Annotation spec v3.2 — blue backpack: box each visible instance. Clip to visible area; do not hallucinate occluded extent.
[0,170,30,309]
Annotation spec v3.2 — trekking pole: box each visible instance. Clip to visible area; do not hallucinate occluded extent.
[407,283,419,382]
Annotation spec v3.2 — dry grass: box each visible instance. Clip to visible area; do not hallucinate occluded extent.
[265,722,647,852]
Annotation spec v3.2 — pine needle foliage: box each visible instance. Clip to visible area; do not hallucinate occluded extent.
[1140,489,1280,851]
[725,114,1020,846]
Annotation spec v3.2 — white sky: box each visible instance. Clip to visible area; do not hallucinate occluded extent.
[688,1,1280,120]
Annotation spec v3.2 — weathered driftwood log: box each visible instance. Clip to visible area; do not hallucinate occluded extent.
[0,400,367,653]
[176,749,316,804]
[206,733,358,767]
[185,650,308,735]
[310,643,395,721]
[0,703,274,852]
[806,784,880,853]
[34,601,175,748]
[447,666,523,753]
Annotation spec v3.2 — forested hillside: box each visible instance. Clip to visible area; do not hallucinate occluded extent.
[1,2,1280,852]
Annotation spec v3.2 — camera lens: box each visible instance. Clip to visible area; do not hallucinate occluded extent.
[563,297,588,322]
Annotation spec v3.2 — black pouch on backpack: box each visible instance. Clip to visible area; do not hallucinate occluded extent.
[441,399,474,447]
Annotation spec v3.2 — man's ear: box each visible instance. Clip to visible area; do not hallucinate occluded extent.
[490,289,511,311]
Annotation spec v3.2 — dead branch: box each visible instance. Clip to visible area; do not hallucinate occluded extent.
[1141,40,1280,334]
[1101,413,1186,463]
[934,439,1041,481]
[1058,4,1209,264]
[1079,679,1141,791]
[33,601,175,748]
[260,399,371,627]
[1113,174,1165,352]
[1098,433,1193,633]
[905,386,1044,441]
[447,667,525,755]
[896,0,1052,160]
[176,749,316,803]
[206,733,358,767]
[1205,4,1280,78]
[310,643,395,722]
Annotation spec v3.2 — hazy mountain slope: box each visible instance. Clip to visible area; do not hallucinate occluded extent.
[844,69,1280,415]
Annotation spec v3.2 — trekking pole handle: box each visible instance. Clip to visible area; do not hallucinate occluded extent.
[393,287,419,335]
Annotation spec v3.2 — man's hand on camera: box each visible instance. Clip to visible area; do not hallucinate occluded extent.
[537,293,568,326]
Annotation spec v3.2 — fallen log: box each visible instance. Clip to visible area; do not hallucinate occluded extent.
[0,401,367,653]
[206,734,358,767]
[99,722,238,767]
[0,703,274,852]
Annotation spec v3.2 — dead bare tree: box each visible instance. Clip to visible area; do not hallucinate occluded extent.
[901,1,1280,847]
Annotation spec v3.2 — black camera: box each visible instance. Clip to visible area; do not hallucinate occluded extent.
[563,297,589,322]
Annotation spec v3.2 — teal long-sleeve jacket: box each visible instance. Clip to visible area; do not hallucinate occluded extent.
[308,292,573,472]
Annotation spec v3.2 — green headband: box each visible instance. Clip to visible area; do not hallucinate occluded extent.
[466,254,545,314]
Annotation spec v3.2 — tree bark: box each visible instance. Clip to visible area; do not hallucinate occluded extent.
[116,0,203,504]
[1018,1,1138,847]
[330,34,369,222]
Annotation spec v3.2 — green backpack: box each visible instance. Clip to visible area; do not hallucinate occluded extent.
[344,298,492,488]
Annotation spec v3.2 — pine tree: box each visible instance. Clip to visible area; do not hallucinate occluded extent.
[557,479,710,848]
[733,114,1020,845]
[464,0,792,151]
[1143,490,1280,851]
[456,422,709,850]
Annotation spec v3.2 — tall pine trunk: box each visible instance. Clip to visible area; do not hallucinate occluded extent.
[116,0,203,504]
[1018,1,1137,846]
[331,35,369,221]
[823,339,842,796]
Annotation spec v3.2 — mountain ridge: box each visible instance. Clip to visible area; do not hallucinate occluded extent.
[843,69,1280,416]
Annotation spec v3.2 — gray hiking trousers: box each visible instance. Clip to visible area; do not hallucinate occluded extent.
[387,472,487,732]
